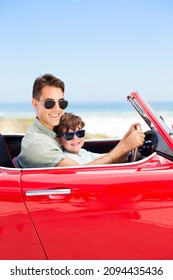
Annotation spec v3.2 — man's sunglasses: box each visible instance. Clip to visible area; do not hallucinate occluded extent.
[43,98,68,110]
[58,130,85,141]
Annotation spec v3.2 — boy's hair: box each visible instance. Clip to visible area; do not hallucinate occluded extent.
[54,112,85,135]
[32,73,65,100]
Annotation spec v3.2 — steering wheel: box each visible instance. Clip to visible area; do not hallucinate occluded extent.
[138,130,158,157]
[128,129,158,162]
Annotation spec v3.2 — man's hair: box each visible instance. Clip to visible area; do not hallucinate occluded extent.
[54,112,85,135]
[32,73,65,100]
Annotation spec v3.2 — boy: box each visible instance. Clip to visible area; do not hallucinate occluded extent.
[55,113,101,164]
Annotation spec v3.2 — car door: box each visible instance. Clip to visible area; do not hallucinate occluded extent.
[21,164,173,260]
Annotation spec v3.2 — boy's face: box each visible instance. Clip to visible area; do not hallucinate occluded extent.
[32,85,65,130]
[59,125,85,155]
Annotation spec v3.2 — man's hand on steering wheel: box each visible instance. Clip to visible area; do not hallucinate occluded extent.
[123,124,145,162]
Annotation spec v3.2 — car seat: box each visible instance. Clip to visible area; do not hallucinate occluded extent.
[13,156,22,168]
[0,134,15,167]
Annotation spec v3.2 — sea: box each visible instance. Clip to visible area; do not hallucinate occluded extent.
[0,101,173,138]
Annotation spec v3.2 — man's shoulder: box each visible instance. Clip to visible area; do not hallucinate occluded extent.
[22,131,57,152]
[23,130,48,142]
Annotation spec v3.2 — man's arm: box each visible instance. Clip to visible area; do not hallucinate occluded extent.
[56,128,145,167]
[87,128,144,165]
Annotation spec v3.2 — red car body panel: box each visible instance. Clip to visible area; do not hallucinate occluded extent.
[0,93,173,259]
[20,154,173,259]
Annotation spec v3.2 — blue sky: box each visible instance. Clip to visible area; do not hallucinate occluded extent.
[0,0,173,103]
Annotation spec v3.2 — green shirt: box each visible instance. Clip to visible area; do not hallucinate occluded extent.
[17,118,66,168]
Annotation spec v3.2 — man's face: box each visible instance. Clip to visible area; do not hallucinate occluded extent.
[32,85,65,130]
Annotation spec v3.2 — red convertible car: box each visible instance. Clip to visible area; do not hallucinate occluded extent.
[0,92,173,260]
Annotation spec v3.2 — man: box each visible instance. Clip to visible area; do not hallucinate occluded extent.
[17,73,145,168]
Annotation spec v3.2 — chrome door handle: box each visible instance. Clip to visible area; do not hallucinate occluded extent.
[26,189,71,196]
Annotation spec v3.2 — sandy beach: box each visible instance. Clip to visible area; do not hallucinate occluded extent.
[0,118,33,134]
[0,118,109,139]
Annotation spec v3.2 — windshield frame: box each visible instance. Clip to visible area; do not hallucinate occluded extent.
[127,92,173,150]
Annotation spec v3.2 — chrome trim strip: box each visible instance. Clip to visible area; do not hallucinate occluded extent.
[26,189,71,196]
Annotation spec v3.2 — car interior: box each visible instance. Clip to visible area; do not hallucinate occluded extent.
[0,134,121,168]
[1,127,173,168]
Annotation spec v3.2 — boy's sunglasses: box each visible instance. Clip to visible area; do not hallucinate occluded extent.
[43,98,68,110]
[58,130,85,141]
